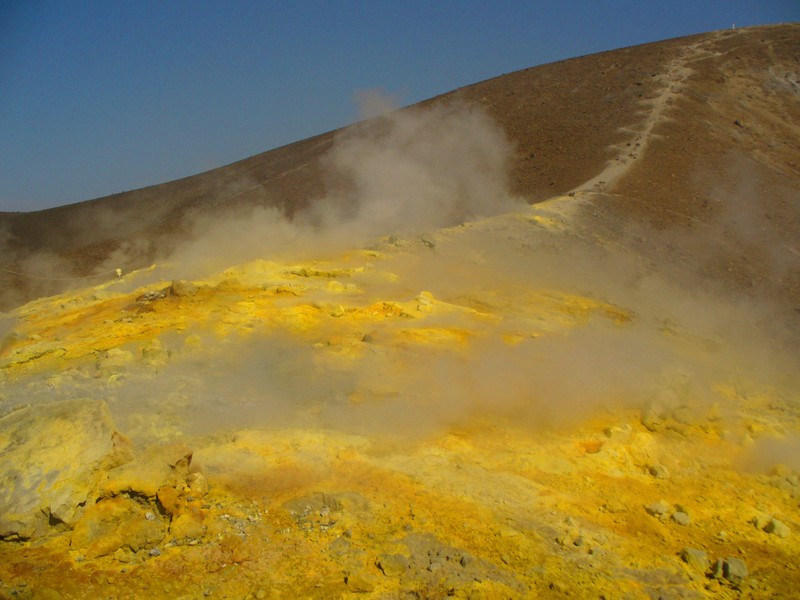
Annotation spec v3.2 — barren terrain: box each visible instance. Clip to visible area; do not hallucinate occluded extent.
[1,24,799,600]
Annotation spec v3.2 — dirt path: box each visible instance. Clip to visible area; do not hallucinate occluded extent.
[571,31,731,195]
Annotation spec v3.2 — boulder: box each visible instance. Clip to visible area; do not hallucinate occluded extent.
[376,553,410,577]
[723,557,748,586]
[710,557,749,587]
[645,500,670,518]
[763,517,791,538]
[70,495,166,558]
[169,280,199,298]
[0,399,132,540]
[680,547,709,572]
[102,443,193,498]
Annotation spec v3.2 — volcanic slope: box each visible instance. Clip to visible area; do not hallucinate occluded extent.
[2,196,799,598]
[1,23,798,311]
[0,23,799,600]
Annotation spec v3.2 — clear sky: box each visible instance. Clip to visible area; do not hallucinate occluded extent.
[1,1,797,212]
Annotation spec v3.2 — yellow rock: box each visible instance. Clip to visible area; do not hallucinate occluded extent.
[103,444,193,498]
[0,399,132,539]
[1,198,799,597]
[70,496,165,558]
[156,486,181,517]
[169,510,206,540]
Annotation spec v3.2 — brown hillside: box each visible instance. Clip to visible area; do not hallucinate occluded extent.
[2,24,800,599]
[1,23,798,311]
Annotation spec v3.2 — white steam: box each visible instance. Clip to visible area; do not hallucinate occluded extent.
[2,93,798,463]
[311,96,516,235]
[167,96,520,276]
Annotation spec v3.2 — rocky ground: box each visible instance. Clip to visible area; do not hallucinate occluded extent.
[1,195,798,599]
[3,24,798,313]
[1,23,799,599]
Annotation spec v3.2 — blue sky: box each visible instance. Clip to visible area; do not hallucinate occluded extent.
[1,1,797,212]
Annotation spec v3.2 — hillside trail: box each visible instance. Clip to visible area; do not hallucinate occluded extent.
[534,30,734,219]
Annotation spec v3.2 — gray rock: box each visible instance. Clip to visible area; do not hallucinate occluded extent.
[169,280,198,298]
[710,557,748,587]
[137,288,168,303]
[709,559,724,579]
[680,547,709,572]
[752,514,771,530]
[722,557,748,586]
[763,517,791,538]
[671,511,691,526]
[376,553,409,577]
[400,531,524,593]
[645,500,670,518]
[427,558,445,572]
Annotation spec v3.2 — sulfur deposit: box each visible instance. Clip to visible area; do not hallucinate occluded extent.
[2,24,800,598]
[1,193,798,599]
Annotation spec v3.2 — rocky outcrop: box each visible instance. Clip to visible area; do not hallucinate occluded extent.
[0,397,206,558]
[0,399,132,540]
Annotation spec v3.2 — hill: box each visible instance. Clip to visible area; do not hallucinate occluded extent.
[1,24,799,598]
[1,23,798,312]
